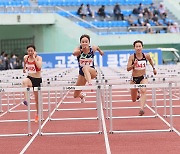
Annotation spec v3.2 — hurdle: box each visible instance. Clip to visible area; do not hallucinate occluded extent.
[162,82,180,117]
[149,78,180,117]
[103,79,168,119]
[35,85,103,136]
[108,83,175,134]
[0,87,32,137]
[100,66,180,114]
[0,81,70,112]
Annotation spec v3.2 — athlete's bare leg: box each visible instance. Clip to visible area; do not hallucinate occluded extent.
[82,66,97,84]
[33,91,38,114]
[22,78,32,102]
[130,80,138,102]
[22,78,38,111]
[74,75,87,99]
[139,78,148,110]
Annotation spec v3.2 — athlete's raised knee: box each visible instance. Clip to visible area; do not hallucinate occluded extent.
[22,80,27,86]
[82,65,89,72]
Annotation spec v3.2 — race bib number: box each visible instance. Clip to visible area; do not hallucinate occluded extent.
[26,64,36,73]
[80,58,93,67]
[134,60,146,70]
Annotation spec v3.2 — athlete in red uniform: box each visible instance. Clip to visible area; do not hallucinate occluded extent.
[22,45,42,122]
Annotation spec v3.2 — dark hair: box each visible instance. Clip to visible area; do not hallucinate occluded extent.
[80,34,90,43]
[1,51,5,55]
[133,40,143,47]
[26,44,36,50]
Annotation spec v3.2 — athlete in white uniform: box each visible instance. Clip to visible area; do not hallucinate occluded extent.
[127,40,157,116]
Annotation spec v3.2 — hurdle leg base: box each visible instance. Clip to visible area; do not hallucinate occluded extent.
[28,133,33,136]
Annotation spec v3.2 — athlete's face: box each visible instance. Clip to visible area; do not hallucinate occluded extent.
[27,47,35,56]
[80,37,90,49]
[134,42,143,54]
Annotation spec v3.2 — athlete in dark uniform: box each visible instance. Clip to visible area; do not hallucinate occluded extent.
[127,40,157,116]
[73,34,104,102]
[77,45,95,77]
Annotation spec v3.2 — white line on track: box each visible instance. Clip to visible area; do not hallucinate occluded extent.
[146,104,180,136]
[19,91,70,154]
[100,101,111,154]
[0,102,21,117]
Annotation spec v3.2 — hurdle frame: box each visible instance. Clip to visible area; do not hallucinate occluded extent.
[0,87,32,137]
[37,85,103,136]
[108,83,174,134]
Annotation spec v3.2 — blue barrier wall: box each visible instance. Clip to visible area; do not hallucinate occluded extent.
[39,49,162,68]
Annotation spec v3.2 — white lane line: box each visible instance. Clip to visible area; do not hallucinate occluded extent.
[20,91,70,154]
[146,104,180,136]
[0,103,21,117]
[100,102,111,154]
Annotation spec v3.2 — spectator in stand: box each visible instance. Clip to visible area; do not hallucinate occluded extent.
[127,14,137,27]
[86,4,94,18]
[4,53,9,70]
[152,14,162,26]
[168,22,180,33]
[113,3,124,20]
[0,51,5,70]
[137,3,144,14]
[137,13,145,26]
[158,2,167,19]
[9,53,17,69]
[16,54,23,69]
[77,3,86,19]
[97,5,106,20]
[127,14,138,32]
[143,11,150,24]
[144,23,153,34]
[162,14,169,26]
[149,2,159,16]
[143,7,152,20]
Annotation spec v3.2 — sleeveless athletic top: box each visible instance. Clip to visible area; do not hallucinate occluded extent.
[133,53,147,70]
[25,56,41,73]
[77,46,95,68]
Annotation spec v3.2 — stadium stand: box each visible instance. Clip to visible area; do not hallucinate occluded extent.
[0,0,30,6]
[35,0,180,35]
[0,0,179,35]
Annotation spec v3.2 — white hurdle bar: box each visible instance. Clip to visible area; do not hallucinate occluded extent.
[35,85,103,136]
[0,87,32,137]
[108,83,174,134]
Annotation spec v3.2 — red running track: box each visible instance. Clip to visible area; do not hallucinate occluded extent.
[0,88,180,154]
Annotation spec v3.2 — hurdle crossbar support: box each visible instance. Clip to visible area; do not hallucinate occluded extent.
[111,129,171,134]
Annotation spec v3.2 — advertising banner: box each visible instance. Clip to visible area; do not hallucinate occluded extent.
[39,49,162,68]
